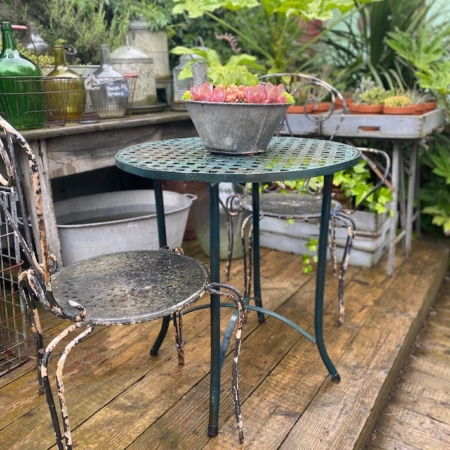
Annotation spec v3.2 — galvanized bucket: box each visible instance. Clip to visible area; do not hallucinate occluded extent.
[185,101,289,155]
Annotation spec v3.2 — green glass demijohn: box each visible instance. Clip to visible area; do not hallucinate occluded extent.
[0,21,45,130]
[45,44,86,121]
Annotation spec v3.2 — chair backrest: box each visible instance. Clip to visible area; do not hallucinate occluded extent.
[345,147,392,214]
[259,72,349,140]
[0,117,58,311]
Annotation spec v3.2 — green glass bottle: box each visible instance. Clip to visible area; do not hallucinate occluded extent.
[45,44,86,121]
[0,21,45,130]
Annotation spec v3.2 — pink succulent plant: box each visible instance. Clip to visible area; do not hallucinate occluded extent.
[186,82,292,104]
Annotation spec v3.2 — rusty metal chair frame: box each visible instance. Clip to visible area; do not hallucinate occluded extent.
[0,117,247,448]
[225,147,391,324]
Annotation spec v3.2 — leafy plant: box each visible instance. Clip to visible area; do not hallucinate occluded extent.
[3,0,174,64]
[170,45,264,81]
[320,0,441,91]
[352,77,386,104]
[358,86,387,105]
[302,238,318,274]
[420,134,450,235]
[332,160,393,214]
[171,0,381,74]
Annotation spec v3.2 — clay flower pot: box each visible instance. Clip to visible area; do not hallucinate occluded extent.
[356,104,384,114]
[287,104,314,114]
[413,103,426,115]
[383,105,416,115]
[423,101,437,111]
[310,101,331,114]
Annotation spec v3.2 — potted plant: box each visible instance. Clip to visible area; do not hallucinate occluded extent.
[351,77,387,114]
[183,66,294,155]
[383,93,416,115]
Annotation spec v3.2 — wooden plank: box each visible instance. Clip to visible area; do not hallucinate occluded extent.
[368,431,421,450]
[46,126,164,178]
[391,369,450,424]
[369,403,450,450]
[276,237,448,450]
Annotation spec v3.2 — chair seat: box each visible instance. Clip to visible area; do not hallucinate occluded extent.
[239,192,342,219]
[51,250,209,325]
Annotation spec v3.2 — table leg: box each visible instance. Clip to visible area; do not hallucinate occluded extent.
[316,174,340,382]
[208,183,221,436]
[388,142,400,277]
[154,179,167,248]
[252,183,265,323]
[406,142,418,252]
[150,179,170,356]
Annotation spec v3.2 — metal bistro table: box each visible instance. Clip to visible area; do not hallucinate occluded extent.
[115,136,360,437]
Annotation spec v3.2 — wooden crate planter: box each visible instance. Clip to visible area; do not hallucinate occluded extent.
[259,210,391,268]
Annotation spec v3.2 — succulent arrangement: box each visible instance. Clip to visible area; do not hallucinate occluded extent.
[183,68,294,104]
[383,94,413,107]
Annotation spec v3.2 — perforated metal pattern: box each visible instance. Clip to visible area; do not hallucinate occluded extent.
[116,137,360,183]
[51,250,209,325]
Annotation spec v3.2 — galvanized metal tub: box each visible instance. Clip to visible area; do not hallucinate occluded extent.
[185,101,289,155]
[55,190,195,266]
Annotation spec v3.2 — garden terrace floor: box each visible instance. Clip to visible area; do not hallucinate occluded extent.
[0,235,448,449]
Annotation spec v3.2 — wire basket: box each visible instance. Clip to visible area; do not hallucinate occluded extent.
[0,187,28,376]
[0,74,138,128]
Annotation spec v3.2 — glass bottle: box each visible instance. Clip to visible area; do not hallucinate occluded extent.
[21,21,50,55]
[86,44,129,118]
[0,21,45,130]
[45,44,86,121]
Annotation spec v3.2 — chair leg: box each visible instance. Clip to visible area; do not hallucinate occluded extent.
[172,311,185,365]
[329,216,338,278]
[55,326,94,450]
[335,213,356,324]
[19,283,45,394]
[207,283,246,443]
[41,322,90,450]
[226,211,234,281]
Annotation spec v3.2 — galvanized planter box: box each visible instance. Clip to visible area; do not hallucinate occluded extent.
[280,108,445,139]
[259,209,391,268]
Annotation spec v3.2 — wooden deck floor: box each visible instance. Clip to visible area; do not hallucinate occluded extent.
[367,270,450,450]
[0,235,448,450]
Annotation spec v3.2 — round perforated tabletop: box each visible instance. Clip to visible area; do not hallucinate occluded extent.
[115,137,360,182]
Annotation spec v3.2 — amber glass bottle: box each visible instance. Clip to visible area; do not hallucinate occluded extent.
[0,21,45,130]
[45,44,86,121]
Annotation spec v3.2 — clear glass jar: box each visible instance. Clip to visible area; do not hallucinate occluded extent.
[86,44,129,118]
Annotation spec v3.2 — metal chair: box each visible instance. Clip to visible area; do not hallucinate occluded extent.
[225,146,390,324]
[0,117,246,448]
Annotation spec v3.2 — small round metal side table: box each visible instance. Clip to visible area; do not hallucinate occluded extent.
[116,136,360,437]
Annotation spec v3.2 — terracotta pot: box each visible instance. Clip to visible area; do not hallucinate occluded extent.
[335,98,353,109]
[423,101,437,111]
[287,104,314,114]
[356,104,384,114]
[310,101,331,114]
[348,103,360,114]
[383,105,416,115]
[413,103,426,115]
